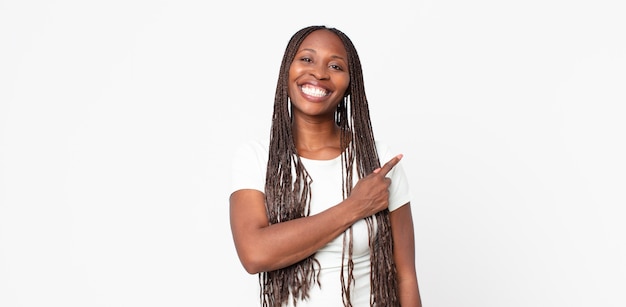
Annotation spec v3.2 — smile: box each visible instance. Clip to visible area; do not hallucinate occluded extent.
[300,84,330,97]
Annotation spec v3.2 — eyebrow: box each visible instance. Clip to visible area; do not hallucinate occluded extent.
[299,48,346,61]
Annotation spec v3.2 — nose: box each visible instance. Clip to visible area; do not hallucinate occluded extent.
[310,63,330,80]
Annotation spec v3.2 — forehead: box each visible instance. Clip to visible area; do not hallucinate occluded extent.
[298,30,347,56]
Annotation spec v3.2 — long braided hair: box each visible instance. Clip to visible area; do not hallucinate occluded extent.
[262,25,399,307]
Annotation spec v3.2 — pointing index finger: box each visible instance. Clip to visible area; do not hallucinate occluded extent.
[376,154,403,177]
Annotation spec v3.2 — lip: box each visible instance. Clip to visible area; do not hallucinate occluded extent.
[298,82,332,102]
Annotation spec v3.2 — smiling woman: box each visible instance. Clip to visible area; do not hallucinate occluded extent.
[229,25,422,307]
[287,30,350,125]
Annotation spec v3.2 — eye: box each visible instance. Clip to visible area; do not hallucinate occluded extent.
[300,57,313,63]
[330,64,344,71]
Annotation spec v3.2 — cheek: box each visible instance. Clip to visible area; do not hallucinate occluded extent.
[287,68,302,89]
[288,62,303,78]
[286,68,297,95]
[340,76,350,93]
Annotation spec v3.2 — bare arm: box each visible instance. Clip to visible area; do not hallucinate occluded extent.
[229,155,403,274]
[391,203,422,307]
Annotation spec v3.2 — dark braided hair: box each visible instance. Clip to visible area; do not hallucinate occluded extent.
[262,25,399,307]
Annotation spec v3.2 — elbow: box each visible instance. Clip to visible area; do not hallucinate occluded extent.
[238,251,270,274]
[241,260,262,275]
[242,262,262,275]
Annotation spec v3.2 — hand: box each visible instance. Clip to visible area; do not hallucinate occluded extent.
[348,154,403,218]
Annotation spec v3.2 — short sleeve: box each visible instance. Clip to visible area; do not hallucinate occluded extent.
[376,142,412,212]
[230,139,268,194]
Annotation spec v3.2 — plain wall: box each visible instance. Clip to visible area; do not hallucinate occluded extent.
[1,0,625,306]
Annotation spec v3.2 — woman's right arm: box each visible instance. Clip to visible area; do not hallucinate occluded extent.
[230,189,358,274]
[229,155,402,274]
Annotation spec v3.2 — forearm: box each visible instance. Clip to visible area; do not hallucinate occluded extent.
[398,277,422,307]
[390,203,422,306]
[235,198,361,273]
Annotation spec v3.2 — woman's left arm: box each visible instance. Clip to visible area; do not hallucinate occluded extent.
[390,202,422,307]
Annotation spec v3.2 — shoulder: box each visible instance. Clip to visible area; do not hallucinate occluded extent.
[233,138,269,161]
[230,138,270,193]
[231,138,270,173]
[374,140,397,161]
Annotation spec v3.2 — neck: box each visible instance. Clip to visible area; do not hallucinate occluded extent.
[292,117,342,159]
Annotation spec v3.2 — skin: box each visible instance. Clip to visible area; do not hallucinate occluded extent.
[229,29,422,306]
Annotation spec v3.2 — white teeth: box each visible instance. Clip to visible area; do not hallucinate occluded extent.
[301,85,328,97]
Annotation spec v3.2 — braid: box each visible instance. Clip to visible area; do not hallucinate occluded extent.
[262,25,399,307]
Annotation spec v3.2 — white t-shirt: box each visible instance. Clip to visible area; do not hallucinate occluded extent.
[230,139,412,307]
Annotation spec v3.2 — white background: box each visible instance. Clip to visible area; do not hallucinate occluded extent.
[1,0,625,306]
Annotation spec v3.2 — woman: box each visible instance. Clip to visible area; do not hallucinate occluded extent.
[230,25,422,307]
